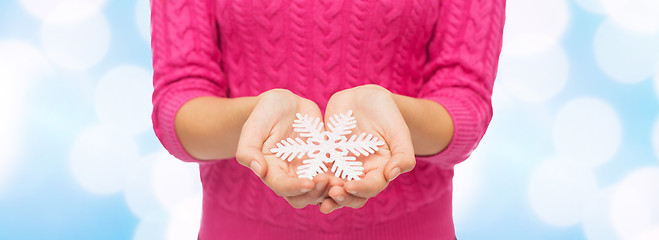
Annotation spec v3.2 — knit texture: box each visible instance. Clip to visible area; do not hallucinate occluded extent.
[151,0,505,239]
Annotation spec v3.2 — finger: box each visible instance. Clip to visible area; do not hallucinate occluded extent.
[285,181,327,208]
[235,118,269,178]
[235,145,268,178]
[319,198,342,214]
[343,168,388,198]
[328,185,367,209]
[382,125,415,182]
[327,174,345,187]
[263,163,314,197]
[284,175,330,208]
[383,150,415,182]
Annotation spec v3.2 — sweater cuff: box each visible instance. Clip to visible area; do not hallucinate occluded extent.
[415,94,483,168]
[155,89,218,164]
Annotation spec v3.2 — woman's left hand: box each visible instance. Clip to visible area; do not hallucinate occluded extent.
[319,84,416,214]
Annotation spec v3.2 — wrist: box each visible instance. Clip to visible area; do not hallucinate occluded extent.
[390,93,454,156]
[175,95,258,160]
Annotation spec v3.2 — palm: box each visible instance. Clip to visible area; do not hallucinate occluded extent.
[237,89,334,209]
[319,84,415,212]
[344,116,391,181]
[326,87,403,181]
[237,86,414,212]
[258,99,325,178]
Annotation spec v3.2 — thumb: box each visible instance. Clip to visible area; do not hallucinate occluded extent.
[236,145,268,178]
[384,150,415,182]
[235,118,269,178]
[382,127,415,182]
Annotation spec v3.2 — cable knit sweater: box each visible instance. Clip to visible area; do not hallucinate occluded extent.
[151,0,504,239]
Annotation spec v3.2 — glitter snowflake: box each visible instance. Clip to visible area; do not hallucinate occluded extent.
[270,110,385,180]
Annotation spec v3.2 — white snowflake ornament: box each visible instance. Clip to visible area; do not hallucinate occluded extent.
[270,110,385,180]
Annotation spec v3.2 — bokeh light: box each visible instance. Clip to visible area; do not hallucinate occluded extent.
[574,0,605,14]
[135,0,150,42]
[1,0,659,239]
[123,151,166,219]
[594,20,659,84]
[503,0,568,56]
[528,158,598,227]
[0,41,51,195]
[94,65,153,136]
[498,45,569,103]
[581,187,617,240]
[452,150,483,225]
[609,168,659,240]
[601,0,659,34]
[151,151,202,212]
[166,194,203,240]
[69,125,139,195]
[552,97,621,167]
[40,13,111,70]
[20,0,106,22]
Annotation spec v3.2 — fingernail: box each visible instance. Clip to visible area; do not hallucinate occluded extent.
[335,195,345,202]
[389,168,401,181]
[250,161,262,177]
[347,190,357,195]
[316,181,326,191]
[301,187,312,193]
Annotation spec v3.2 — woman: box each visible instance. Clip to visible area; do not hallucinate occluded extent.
[151,0,505,239]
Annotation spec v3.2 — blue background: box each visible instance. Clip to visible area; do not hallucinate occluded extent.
[1,0,659,239]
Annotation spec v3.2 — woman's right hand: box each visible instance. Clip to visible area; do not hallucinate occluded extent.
[235,89,335,208]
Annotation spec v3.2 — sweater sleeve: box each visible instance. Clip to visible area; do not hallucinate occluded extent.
[415,0,505,167]
[151,0,227,163]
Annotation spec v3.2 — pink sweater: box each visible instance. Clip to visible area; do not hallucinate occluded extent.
[151,0,504,239]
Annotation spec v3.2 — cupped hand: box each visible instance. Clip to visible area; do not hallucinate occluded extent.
[319,84,416,214]
[235,89,333,209]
